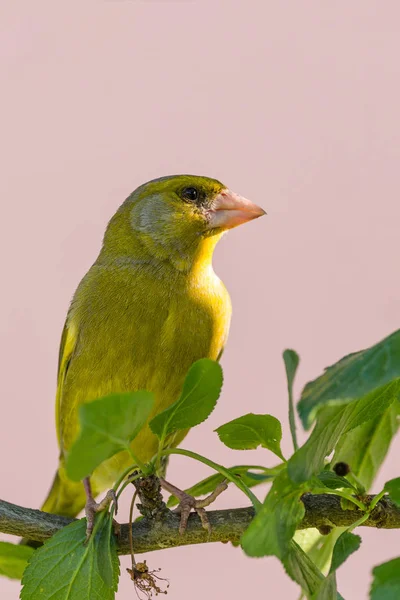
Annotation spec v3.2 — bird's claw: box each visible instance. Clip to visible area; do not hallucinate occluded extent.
[84,487,118,542]
[173,493,212,536]
[159,478,228,537]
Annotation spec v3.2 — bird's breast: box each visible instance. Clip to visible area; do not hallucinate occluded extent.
[59,269,231,492]
[61,264,231,452]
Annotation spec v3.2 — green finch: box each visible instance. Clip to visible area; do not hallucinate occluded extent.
[41,174,265,530]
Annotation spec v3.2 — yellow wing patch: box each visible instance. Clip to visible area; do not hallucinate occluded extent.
[55,319,78,451]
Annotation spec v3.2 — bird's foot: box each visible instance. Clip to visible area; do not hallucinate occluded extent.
[159,478,228,536]
[83,477,118,541]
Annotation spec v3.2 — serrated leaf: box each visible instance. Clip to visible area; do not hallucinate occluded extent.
[166,465,280,507]
[288,381,400,484]
[317,471,357,491]
[0,542,34,580]
[65,391,154,481]
[284,540,325,596]
[298,330,400,429]
[149,359,222,441]
[332,402,399,491]
[241,470,306,559]
[370,557,400,600]
[384,477,400,506]
[97,515,118,589]
[312,573,338,600]
[284,541,343,600]
[295,528,345,576]
[20,518,120,600]
[329,531,361,573]
[348,382,400,431]
[215,413,284,459]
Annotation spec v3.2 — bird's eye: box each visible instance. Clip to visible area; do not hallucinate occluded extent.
[181,187,198,202]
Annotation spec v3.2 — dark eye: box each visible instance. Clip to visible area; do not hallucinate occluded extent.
[181,187,198,202]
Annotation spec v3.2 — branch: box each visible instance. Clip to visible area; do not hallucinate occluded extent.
[1,493,400,555]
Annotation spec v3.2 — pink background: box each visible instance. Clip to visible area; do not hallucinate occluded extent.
[1,2,400,598]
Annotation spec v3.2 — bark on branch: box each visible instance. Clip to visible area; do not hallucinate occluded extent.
[1,493,400,555]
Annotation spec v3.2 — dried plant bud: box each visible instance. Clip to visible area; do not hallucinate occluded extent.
[127,560,169,598]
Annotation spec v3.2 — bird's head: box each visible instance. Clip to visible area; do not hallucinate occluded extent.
[101,175,265,271]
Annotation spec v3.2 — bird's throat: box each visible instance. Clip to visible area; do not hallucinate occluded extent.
[161,231,223,278]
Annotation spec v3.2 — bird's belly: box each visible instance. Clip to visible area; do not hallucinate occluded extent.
[60,276,230,492]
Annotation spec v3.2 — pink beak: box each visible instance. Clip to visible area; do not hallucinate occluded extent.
[208,189,266,230]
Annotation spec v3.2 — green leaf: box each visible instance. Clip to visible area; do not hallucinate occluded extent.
[284,541,343,600]
[295,528,345,576]
[166,465,281,508]
[312,574,338,600]
[384,477,400,506]
[0,542,34,580]
[346,381,400,431]
[298,329,400,429]
[241,470,305,559]
[370,557,400,599]
[20,518,120,600]
[317,471,357,491]
[97,514,118,589]
[288,381,400,483]
[215,413,284,459]
[332,402,399,491]
[65,391,154,481]
[284,540,325,597]
[245,471,279,481]
[149,359,223,441]
[329,531,361,573]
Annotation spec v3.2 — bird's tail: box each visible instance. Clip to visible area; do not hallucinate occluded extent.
[41,469,86,518]
[20,470,86,547]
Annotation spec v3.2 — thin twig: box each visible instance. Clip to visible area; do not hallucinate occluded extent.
[129,491,138,571]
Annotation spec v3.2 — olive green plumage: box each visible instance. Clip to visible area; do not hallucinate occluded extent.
[42,174,264,517]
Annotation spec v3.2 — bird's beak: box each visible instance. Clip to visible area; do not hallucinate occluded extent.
[207,189,266,230]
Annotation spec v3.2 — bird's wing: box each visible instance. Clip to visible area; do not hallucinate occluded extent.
[55,318,78,452]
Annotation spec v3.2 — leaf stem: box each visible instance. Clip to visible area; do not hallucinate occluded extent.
[345,490,387,533]
[368,489,387,512]
[347,512,370,532]
[116,474,142,501]
[113,465,142,494]
[127,448,150,474]
[129,491,138,571]
[154,434,167,473]
[288,389,298,452]
[161,447,262,511]
[310,488,367,511]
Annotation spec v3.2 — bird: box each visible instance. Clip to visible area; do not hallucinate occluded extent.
[41,174,265,532]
